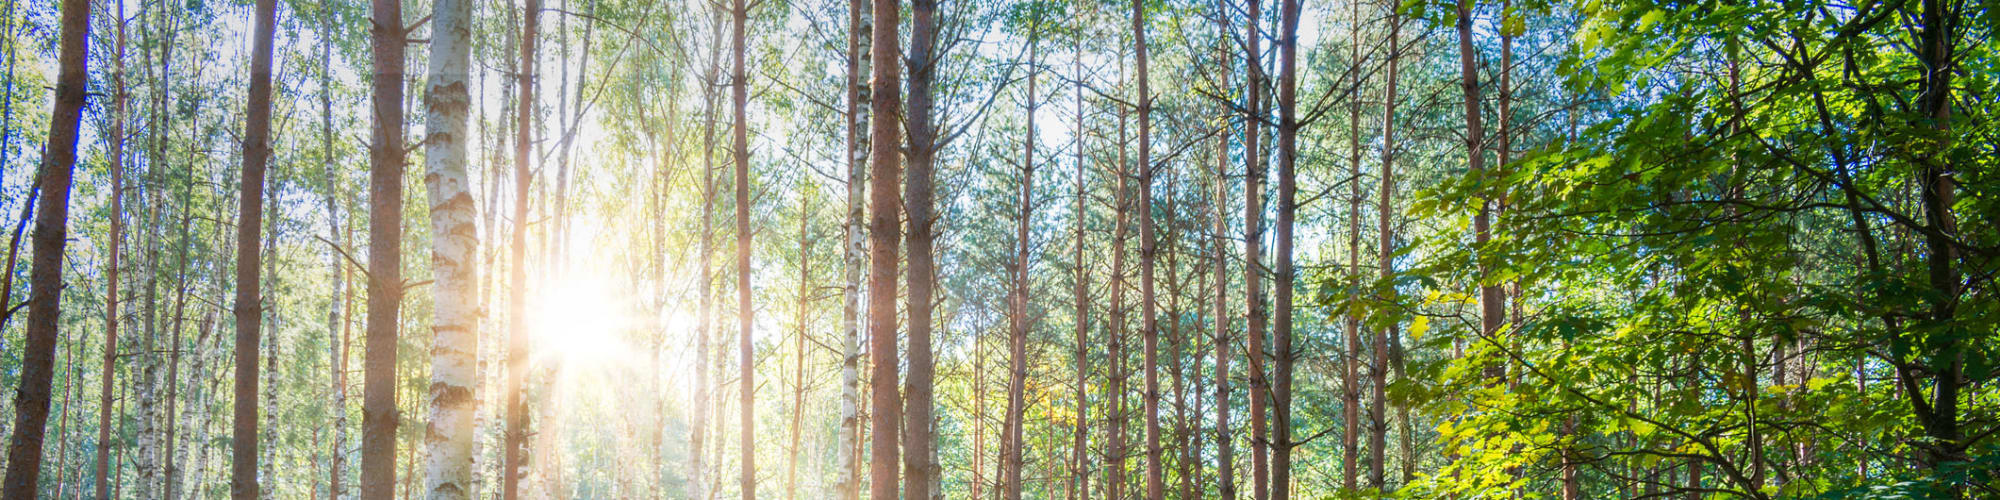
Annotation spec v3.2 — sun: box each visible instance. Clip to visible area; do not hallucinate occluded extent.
[530,272,637,368]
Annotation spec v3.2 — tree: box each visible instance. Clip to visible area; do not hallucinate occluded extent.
[420,0,477,492]
[1365,2,1400,489]
[1130,0,1162,496]
[229,0,278,495]
[837,0,870,494]
[729,0,756,491]
[503,0,538,496]
[902,0,939,495]
[1238,0,1270,493]
[0,0,88,492]
[92,3,128,496]
[1269,0,1299,494]
[997,11,1038,500]
[865,0,905,496]
[359,0,408,493]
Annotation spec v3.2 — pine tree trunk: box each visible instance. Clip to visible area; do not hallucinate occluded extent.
[1340,0,1364,489]
[360,0,408,493]
[1270,0,1300,494]
[864,0,905,494]
[0,0,85,491]
[729,0,756,492]
[903,0,939,496]
[1068,22,1092,500]
[998,21,1037,500]
[93,5,128,497]
[692,8,723,499]
[787,197,809,500]
[1367,6,1401,491]
[1454,0,1500,387]
[1106,70,1129,500]
[502,0,538,495]
[1211,68,1234,499]
[1130,1,1160,497]
[421,0,477,492]
[1239,0,1270,494]
[230,0,278,495]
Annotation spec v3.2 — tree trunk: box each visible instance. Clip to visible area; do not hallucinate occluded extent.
[1454,0,1500,387]
[502,0,538,495]
[1211,58,1234,499]
[0,0,87,491]
[1340,0,1364,489]
[322,2,348,494]
[1106,62,1130,500]
[1368,6,1400,491]
[692,7,722,499]
[864,0,905,494]
[229,0,278,495]
[93,4,128,497]
[1068,20,1091,500]
[360,0,408,493]
[729,0,756,492]
[1130,1,1160,498]
[837,0,870,493]
[1271,0,1300,494]
[1239,0,1269,494]
[998,20,1038,500]
[788,194,809,500]
[421,0,477,491]
[903,0,939,496]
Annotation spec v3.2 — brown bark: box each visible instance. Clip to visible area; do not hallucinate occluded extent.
[693,7,723,498]
[1211,59,1234,500]
[1131,1,1161,497]
[502,0,538,495]
[729,0,756,493]
[864,0,905,493]
[1239,0,1270,494]
[1068,20,1092,500]
[902,0,939,495]
[1368,5,1400,491]
[359,0,408,493]
[92,4,127,497]
[230,0,278,495]
[0,0,87,490]
[1271,0,1300,495]
[998,19,1038,500]
[1340,0,1364,488]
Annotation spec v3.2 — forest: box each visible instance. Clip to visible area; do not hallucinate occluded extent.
[0,0,1992,496]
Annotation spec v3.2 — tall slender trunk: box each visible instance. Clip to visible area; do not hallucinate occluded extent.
[902,0,939,495]
[837,0,870,493]
[692,8,722,499]
[1367,5,1400,490]
[1270,0,1300,494]
[360,0,408,493]
[864,0,905,494]
[729,0,756,492]
[998,21,1038,500]
[1239,0,1270,493]
[322,2,348,494]
[787,195,809,500]
[422,0,478,491]
[0,0,87,490]
[93,5,127,497]
[1339,0,1364,489]
[1211,58,1234,499]
[1454,0,1500,386]
[1106,60,1131,500]
[230,0,278,495]
[1068,20,1091,500]
[1130,1,1161,497]
[501,0,538,495]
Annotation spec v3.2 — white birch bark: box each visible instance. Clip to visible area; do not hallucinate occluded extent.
[422,0,478,494]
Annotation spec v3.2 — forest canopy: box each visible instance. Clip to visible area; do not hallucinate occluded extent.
[0,0,1992,497]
